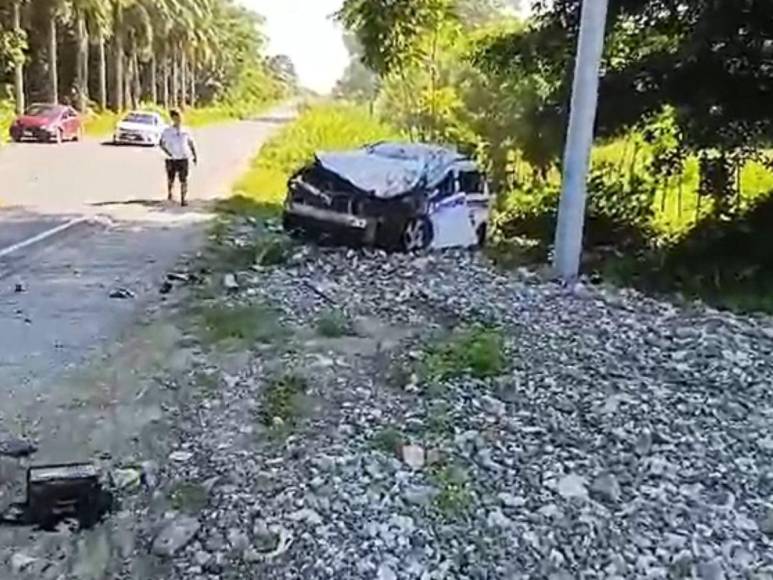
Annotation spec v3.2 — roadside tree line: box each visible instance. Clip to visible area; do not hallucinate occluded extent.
[0,0,289,115]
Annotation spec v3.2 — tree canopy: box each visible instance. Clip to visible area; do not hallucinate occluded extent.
[0,0,290,113]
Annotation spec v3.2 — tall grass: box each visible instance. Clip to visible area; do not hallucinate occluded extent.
[592,137,773,238]
[229,103,402,210]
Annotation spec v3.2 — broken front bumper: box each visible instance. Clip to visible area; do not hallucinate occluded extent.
[283,202,378,244]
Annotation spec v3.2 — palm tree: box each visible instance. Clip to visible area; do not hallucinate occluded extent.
[11,0,27,114]
[87,0,112,111]
[140,0,172,104]
[38,0,68,103]
[69,0,110,111]
[123,0,151,108]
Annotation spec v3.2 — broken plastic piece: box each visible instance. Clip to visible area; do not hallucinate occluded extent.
[27,463,110,530]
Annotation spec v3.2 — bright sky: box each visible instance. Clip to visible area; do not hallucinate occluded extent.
[242,0,349,95]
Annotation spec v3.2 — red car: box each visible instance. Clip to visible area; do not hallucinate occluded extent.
[9,103,83,144]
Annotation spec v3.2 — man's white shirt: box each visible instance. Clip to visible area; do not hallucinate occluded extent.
[160,126,196,160]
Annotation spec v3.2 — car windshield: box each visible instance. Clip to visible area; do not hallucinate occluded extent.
[124,113,156,125]
[25,104,60,118]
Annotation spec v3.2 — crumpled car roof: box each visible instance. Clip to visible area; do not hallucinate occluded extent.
[314,142,467,199]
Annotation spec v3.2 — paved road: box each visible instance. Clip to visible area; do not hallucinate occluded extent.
[0,114,287,247]
[0,109,292,427]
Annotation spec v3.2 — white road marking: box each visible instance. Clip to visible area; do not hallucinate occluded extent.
[0,217,90,259]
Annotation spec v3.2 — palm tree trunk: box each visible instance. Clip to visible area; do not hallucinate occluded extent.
[162,55,170,108]
[75,10,89,112]
[130,49,140,108]
[171,48,179,107]
[98,35,107,110]
[189,56,196,108]
[48,12,58,103]
[113,19,124,110]
[180,50,188,108]
[124,54,132,110]
[150,54,158,104]
[12,0,24,115]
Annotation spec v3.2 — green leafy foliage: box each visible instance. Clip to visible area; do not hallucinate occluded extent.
[422,325,506,382]
[370,426,405,456]
[0,99,13,145]
[431,461,473,518]
[260,374,308,433]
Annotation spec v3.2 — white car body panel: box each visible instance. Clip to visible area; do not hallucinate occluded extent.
[429,193,479,249]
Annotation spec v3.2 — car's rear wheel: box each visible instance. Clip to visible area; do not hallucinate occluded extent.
[401,217,433,252]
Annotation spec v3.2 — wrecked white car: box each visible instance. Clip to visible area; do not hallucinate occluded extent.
[282,142,491,251]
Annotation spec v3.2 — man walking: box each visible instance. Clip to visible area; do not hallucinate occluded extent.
[160,109,198,206]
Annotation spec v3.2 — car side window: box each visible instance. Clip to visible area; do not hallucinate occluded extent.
[459,171,485,194]
[432,173,456,201]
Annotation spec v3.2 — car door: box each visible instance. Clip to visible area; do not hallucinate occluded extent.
[427,171,477,249]
[457,169,491,235]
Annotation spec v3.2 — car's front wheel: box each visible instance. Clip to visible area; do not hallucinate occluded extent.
[477,223,488,247]
[401,217,433,252]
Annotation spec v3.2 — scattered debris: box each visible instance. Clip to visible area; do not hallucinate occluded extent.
[169,450,194,463]
[26,462,110,530]
[10,552,37,574]
[109,287,135,299]
[0,436,37,458]
[223,273,239,292]
[112,467,142,492]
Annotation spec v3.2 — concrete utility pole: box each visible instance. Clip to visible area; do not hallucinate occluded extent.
[552,0,610,280]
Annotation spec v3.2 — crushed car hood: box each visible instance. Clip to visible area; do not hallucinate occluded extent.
[315,142,466,199]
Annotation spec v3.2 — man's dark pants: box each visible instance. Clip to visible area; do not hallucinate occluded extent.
[165,159,190,203]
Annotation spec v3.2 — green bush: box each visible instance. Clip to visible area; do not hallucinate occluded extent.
[0,100,14,145]
[231,103,402,211]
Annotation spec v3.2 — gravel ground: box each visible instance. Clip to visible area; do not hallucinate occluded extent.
[141,217,773,580]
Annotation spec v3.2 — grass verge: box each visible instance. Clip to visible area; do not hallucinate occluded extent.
[192,302,285,348]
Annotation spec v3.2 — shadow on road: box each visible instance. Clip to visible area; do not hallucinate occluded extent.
[89,198,218,215]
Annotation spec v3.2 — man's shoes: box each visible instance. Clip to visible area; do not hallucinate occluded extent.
[181,199,188,207]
